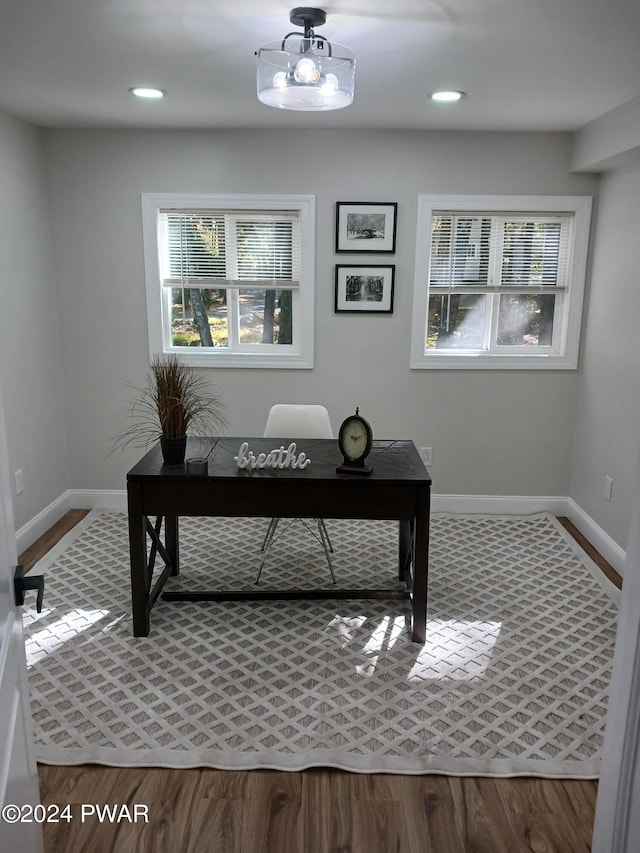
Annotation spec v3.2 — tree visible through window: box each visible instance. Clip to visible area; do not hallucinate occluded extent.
[427,215,567,350]
[162,211,296,348]
[411,195,592,370]
[142,194,315,369]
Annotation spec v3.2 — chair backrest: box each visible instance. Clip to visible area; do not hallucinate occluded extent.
[263,404,333,439]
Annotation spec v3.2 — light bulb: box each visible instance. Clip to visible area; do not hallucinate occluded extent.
[323,73,338,92]
[294,57,320,84]
[431,90,464,103]
[129,87,166,99]
[272,71,288,89]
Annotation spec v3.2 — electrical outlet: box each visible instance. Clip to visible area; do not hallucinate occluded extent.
[419,447,432,467]
[603,475,613,501]
[15,469,24,495]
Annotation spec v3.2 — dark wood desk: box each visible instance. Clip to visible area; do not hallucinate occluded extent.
[127,437,431,642]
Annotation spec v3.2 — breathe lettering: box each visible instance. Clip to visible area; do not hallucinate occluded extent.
[234,441,311,471]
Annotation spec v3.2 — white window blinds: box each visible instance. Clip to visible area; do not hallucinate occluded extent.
[160,209,301,290]
[429,213,572,293]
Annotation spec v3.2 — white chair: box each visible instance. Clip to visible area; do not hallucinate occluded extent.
[256,404,336,584]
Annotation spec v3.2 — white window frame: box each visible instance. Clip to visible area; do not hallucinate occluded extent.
[410,195,592,370]
[142,193,315,368]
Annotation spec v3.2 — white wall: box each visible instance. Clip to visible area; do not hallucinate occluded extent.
[0,111,69,531]
[41,128,597,498]
[572,95,640,172]
[570,164,640,549]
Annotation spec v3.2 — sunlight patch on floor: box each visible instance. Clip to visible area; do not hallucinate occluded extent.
[409,619,502,682]
[25,609,111,664]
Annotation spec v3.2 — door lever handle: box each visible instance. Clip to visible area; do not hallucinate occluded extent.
[14,564,44,613]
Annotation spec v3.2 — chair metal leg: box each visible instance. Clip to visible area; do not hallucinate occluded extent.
[315,519,336,583]
[260,517,279,552]
[256,517,336,585]
[318,519,334,553]
[256,518,280,583]
[255,548,268,585]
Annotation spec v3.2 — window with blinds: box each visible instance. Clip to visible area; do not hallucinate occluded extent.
[411,195,592,370]
[159,210,300,291]
[142,194,315,369]
[429,214,570,293]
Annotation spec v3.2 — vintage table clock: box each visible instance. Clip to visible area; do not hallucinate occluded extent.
[336,407,373,474]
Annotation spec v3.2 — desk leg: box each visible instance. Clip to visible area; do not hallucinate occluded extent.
[128,483,150,637]
[165,515,179,576]
[398,519,413,582]
[411,489,430,644]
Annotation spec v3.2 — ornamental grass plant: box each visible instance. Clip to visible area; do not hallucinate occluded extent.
[111,354,227,452]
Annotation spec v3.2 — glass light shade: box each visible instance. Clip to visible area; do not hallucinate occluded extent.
[256,35,355,111]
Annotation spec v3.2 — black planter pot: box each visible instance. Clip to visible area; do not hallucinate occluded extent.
[160,436,187,465]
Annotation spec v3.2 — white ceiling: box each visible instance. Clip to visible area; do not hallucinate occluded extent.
[0,0,639,132]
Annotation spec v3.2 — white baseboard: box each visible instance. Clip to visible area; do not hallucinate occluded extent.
[564,498,627,577]
[432,493,627,576]
[431,494,570,516]
[68,489,128,512]
[16,489,628,576]
[15,489,126,555]
[15,491,71,556]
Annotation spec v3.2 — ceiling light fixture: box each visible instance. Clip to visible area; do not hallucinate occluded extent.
[431,90,464,103]
[256,7,355,111]
[129,87,166,99]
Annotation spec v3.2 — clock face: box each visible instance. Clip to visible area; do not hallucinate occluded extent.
[341,416,370,461]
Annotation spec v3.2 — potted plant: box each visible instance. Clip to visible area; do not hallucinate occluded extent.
[112,354,227,465]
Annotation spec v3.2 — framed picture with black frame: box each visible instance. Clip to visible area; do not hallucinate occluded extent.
[335,202,397,254]
[335,265,395,314]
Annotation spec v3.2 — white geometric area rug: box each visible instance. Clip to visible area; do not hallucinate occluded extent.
[23,510,619,778]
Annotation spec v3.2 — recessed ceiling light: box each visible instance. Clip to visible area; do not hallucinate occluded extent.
[129,87,166,99]
[430,90,465,103]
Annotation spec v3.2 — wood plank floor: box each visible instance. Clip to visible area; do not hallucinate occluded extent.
[24,511,617,853]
